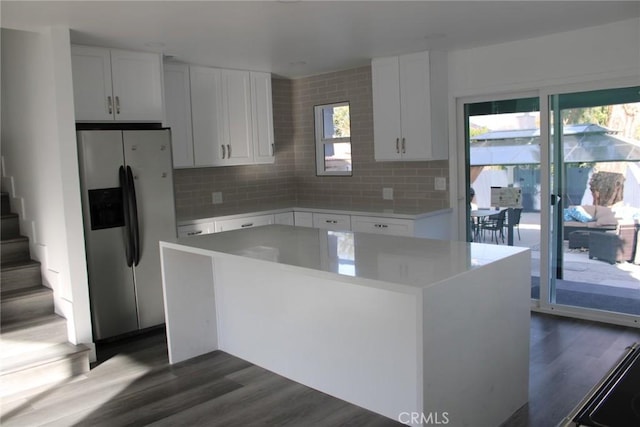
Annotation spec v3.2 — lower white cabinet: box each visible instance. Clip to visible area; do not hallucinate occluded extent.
[351,216,414,237]
[177,222,213,238]
[293,211,313,227]
[312,213,351,231]
[274,212,294,226]
[214,214,274,232]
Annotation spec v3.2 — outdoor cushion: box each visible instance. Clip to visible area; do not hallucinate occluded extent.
[565,206,594,223]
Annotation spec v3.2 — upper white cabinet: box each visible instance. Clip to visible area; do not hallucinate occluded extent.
[167,64,275,168]
[189,65,223,166]
[251,72,276,163]
[371,50,448,161]
[219,69,254,165]
[71,45,163,122]
[163,63,194,168]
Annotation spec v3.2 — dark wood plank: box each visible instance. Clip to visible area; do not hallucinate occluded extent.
[1,314,638,427]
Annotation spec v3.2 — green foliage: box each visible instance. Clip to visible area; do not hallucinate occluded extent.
[332,105,350,137]
[562,106,611,126]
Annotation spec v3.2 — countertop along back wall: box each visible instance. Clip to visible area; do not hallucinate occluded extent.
[173,66,449,217]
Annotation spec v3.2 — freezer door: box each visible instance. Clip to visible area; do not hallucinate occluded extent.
[123,129,176,329]
[77,130,139,340]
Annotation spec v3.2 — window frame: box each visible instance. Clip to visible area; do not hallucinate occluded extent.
[313,101,352,176]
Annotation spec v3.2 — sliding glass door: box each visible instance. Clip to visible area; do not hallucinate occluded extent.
[464,96,542,297]
[464,85,640,324]
[548,87,640,318]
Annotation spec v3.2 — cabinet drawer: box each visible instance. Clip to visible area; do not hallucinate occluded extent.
[177,222,213,238]
[312,213,351,231]
[351,216,414,237]
[214,214,274,232]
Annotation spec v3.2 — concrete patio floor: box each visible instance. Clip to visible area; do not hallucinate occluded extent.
[480,212,640,291]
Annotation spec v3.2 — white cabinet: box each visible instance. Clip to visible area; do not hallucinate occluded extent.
[189,66,224,166]
[294,211,313,227]
[214,214,274,232]
[251,72,275,164]
[220,69,254,165]
[351,216,414,237]
[71,45,163,122]
[312,213,351,231]
[175,65,275,168]
[163,63,194,168]
[177,222,213,238]
[274,212,295,226]
[371,50,447,161]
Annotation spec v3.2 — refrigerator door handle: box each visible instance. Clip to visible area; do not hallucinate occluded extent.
[119,166,134,267]
[127,166,141,266]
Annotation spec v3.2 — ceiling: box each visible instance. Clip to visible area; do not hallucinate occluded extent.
[2,1,639,78]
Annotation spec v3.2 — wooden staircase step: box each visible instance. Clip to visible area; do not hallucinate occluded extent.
[1,259,42,292]
[1,192,10,215]
[0,314,68,357]
[1,236,30,265]
[1,213,20,240]
[0,342,90,398]
[1,286,54,325]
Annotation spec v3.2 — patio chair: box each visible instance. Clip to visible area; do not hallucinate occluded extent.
[480,209,507,244]
[504,208,523,241]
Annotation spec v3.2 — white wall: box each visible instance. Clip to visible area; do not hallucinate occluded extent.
[1,27,93,349]
[448,17,640,239]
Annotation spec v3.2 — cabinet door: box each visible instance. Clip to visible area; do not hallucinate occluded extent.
[274,212,294,226]
[110,49,163,122]
[399,51,431,160]
[71,45,114,121]
[251,72,275,164]
[294,211,313,227]
[221,70,253,165]
[163,63,194,168]
[372,56,402,161]
[190,66,224,166]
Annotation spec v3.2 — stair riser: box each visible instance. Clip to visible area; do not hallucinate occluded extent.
[1,240,30,265]
[1,292,54,325]
[1,194,10,215]
[1,215,20,239]
[1,264,42,292]
[0,352,89,398]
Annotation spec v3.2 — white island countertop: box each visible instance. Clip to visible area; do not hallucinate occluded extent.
[163,224,527,290]
[160,225,531,426]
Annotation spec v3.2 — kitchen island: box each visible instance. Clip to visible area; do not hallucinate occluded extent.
[160,225,530,426]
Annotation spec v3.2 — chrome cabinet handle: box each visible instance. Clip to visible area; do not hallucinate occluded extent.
[107,96,113,114]
[187,230,203,236]
[241,223,254,228]
[227,144,231,157]
[374,224,389,228]
[395,138,400,154]
[222,145,226,159]
[271,143,275,156]
[401,138,406,154]
[115,96,120,114]
[325,220,338,224]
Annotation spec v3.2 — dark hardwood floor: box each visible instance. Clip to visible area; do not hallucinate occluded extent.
[1,313,638,427]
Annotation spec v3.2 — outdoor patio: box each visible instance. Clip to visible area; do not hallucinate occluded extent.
[487,212,640,315]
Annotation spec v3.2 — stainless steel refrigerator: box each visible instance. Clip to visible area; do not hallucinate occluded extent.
[77,129,176,340]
